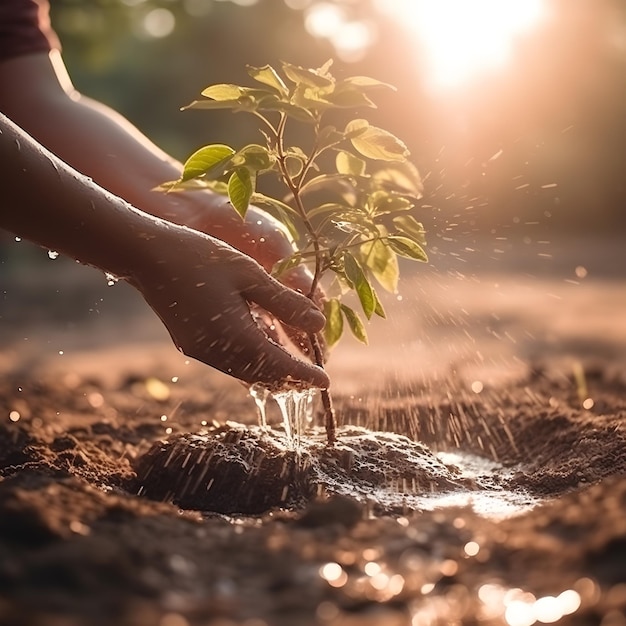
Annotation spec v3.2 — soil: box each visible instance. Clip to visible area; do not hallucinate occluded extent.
[1,239,626,626]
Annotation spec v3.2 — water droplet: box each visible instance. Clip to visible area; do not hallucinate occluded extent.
[273,387,316,451]
[105,272,119,286]
[249,384,270,429]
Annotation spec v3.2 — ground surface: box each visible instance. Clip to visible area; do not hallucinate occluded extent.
[1,238,625,626]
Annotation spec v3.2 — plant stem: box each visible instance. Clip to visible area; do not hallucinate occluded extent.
[309,331,336,445]
[275,113,337,446]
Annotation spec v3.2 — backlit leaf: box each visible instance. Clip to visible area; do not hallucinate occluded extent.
[340,304,368,345]
[374,162,423,196]
[247,65,289,97]
[360,238,399,293]
[271,253,303,278]
[181,144,235,181]
[343,252,376,319]
[392,215,427,246]
[180,99,241,111]
[371,192,413,216]
[387,235,428,262]
[372,289,386,318]
[344,119,370,139]
[281,62,334,89]
[336,151,366,177]
[201,84,244,100]
[250,193,300,241]
[323,298,344,347]
[228,168,255,219]
[326,89,376,109]
[340,76,396,91]
[233,144,275,171]
[350,125,410,162]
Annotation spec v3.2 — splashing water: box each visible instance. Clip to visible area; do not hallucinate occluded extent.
[249,383,270,429]
[248,385,318,450]
[273,387,317,451]
[104,272,119,286]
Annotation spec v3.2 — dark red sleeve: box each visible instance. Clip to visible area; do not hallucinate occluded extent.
[0,0,60,63]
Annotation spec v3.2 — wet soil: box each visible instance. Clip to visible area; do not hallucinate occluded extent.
[1,248,626,626]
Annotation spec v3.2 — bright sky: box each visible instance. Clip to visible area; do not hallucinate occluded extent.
[375,0,546,90]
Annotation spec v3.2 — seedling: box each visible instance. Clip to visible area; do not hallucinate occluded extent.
[165,60,428,445]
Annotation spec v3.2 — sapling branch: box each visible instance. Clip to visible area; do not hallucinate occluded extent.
[172,61,429,446]
[274,112,337,444]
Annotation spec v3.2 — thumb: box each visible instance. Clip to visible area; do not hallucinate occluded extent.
[242,273,326,334]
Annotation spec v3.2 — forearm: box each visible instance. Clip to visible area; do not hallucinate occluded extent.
[0,51,201,223]
[0,112,165,278]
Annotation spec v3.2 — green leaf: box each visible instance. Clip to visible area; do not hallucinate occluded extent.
[340,304,368,345]
[155,178,210,192]
[257,99,316,122]
[290,84,328,106]
[340,76,397,91]
[271,253,303,278]
[233,144,275,171]
[180,99,241,111]
[250,193,300,242]
[373,161,423,197]
[228,168,255,218]
[300,173,362,195]
[326,89,376,109]
[387,235,428,262]
[372,289,386,318]
[360,238,399,293]
[344,119,370,139]
[281,62,335,89]
[336,151,366,177]
[247,64,289,97]
[181,144,235,181]
[323,298,344,348]
[307,202,354,220]
[350,125,410,162]
[370,192,413,216]
[343,252,376,319]
[200,84,244,100]
[392,215,427,246]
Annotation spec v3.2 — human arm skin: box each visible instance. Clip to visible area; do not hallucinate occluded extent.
[0,113,329,389]
[0,51,294,274]
[0,50,324,357]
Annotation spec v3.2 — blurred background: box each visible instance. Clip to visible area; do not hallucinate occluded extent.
[2,0,625,378]
[47,0,626,241]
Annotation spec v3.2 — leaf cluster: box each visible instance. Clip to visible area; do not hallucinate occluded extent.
[167,61,429,348]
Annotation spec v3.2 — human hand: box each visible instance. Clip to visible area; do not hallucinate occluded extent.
[128,223,329,389]
[175,192,327,359]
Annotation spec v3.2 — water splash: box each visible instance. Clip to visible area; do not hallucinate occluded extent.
[273,387,316,451]
[249,383,270,429]
[104,272,119,286]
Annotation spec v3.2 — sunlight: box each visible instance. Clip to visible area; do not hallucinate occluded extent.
[376,0,545,89]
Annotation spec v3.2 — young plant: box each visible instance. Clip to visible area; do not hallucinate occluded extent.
[166,60,428,445]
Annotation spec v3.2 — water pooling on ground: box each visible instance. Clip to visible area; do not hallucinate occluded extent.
[136,385,542,518]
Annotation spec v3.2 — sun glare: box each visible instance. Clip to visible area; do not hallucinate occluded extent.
[377,0,545,90]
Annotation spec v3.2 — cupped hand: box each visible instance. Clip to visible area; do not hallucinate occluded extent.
[180,192,327,358]
[128,224,329,389]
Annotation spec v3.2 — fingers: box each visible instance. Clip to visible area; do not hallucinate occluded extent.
[184,312,330,389]
[242,271,326,334]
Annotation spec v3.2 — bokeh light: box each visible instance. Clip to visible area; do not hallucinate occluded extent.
[375,0,547,89]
